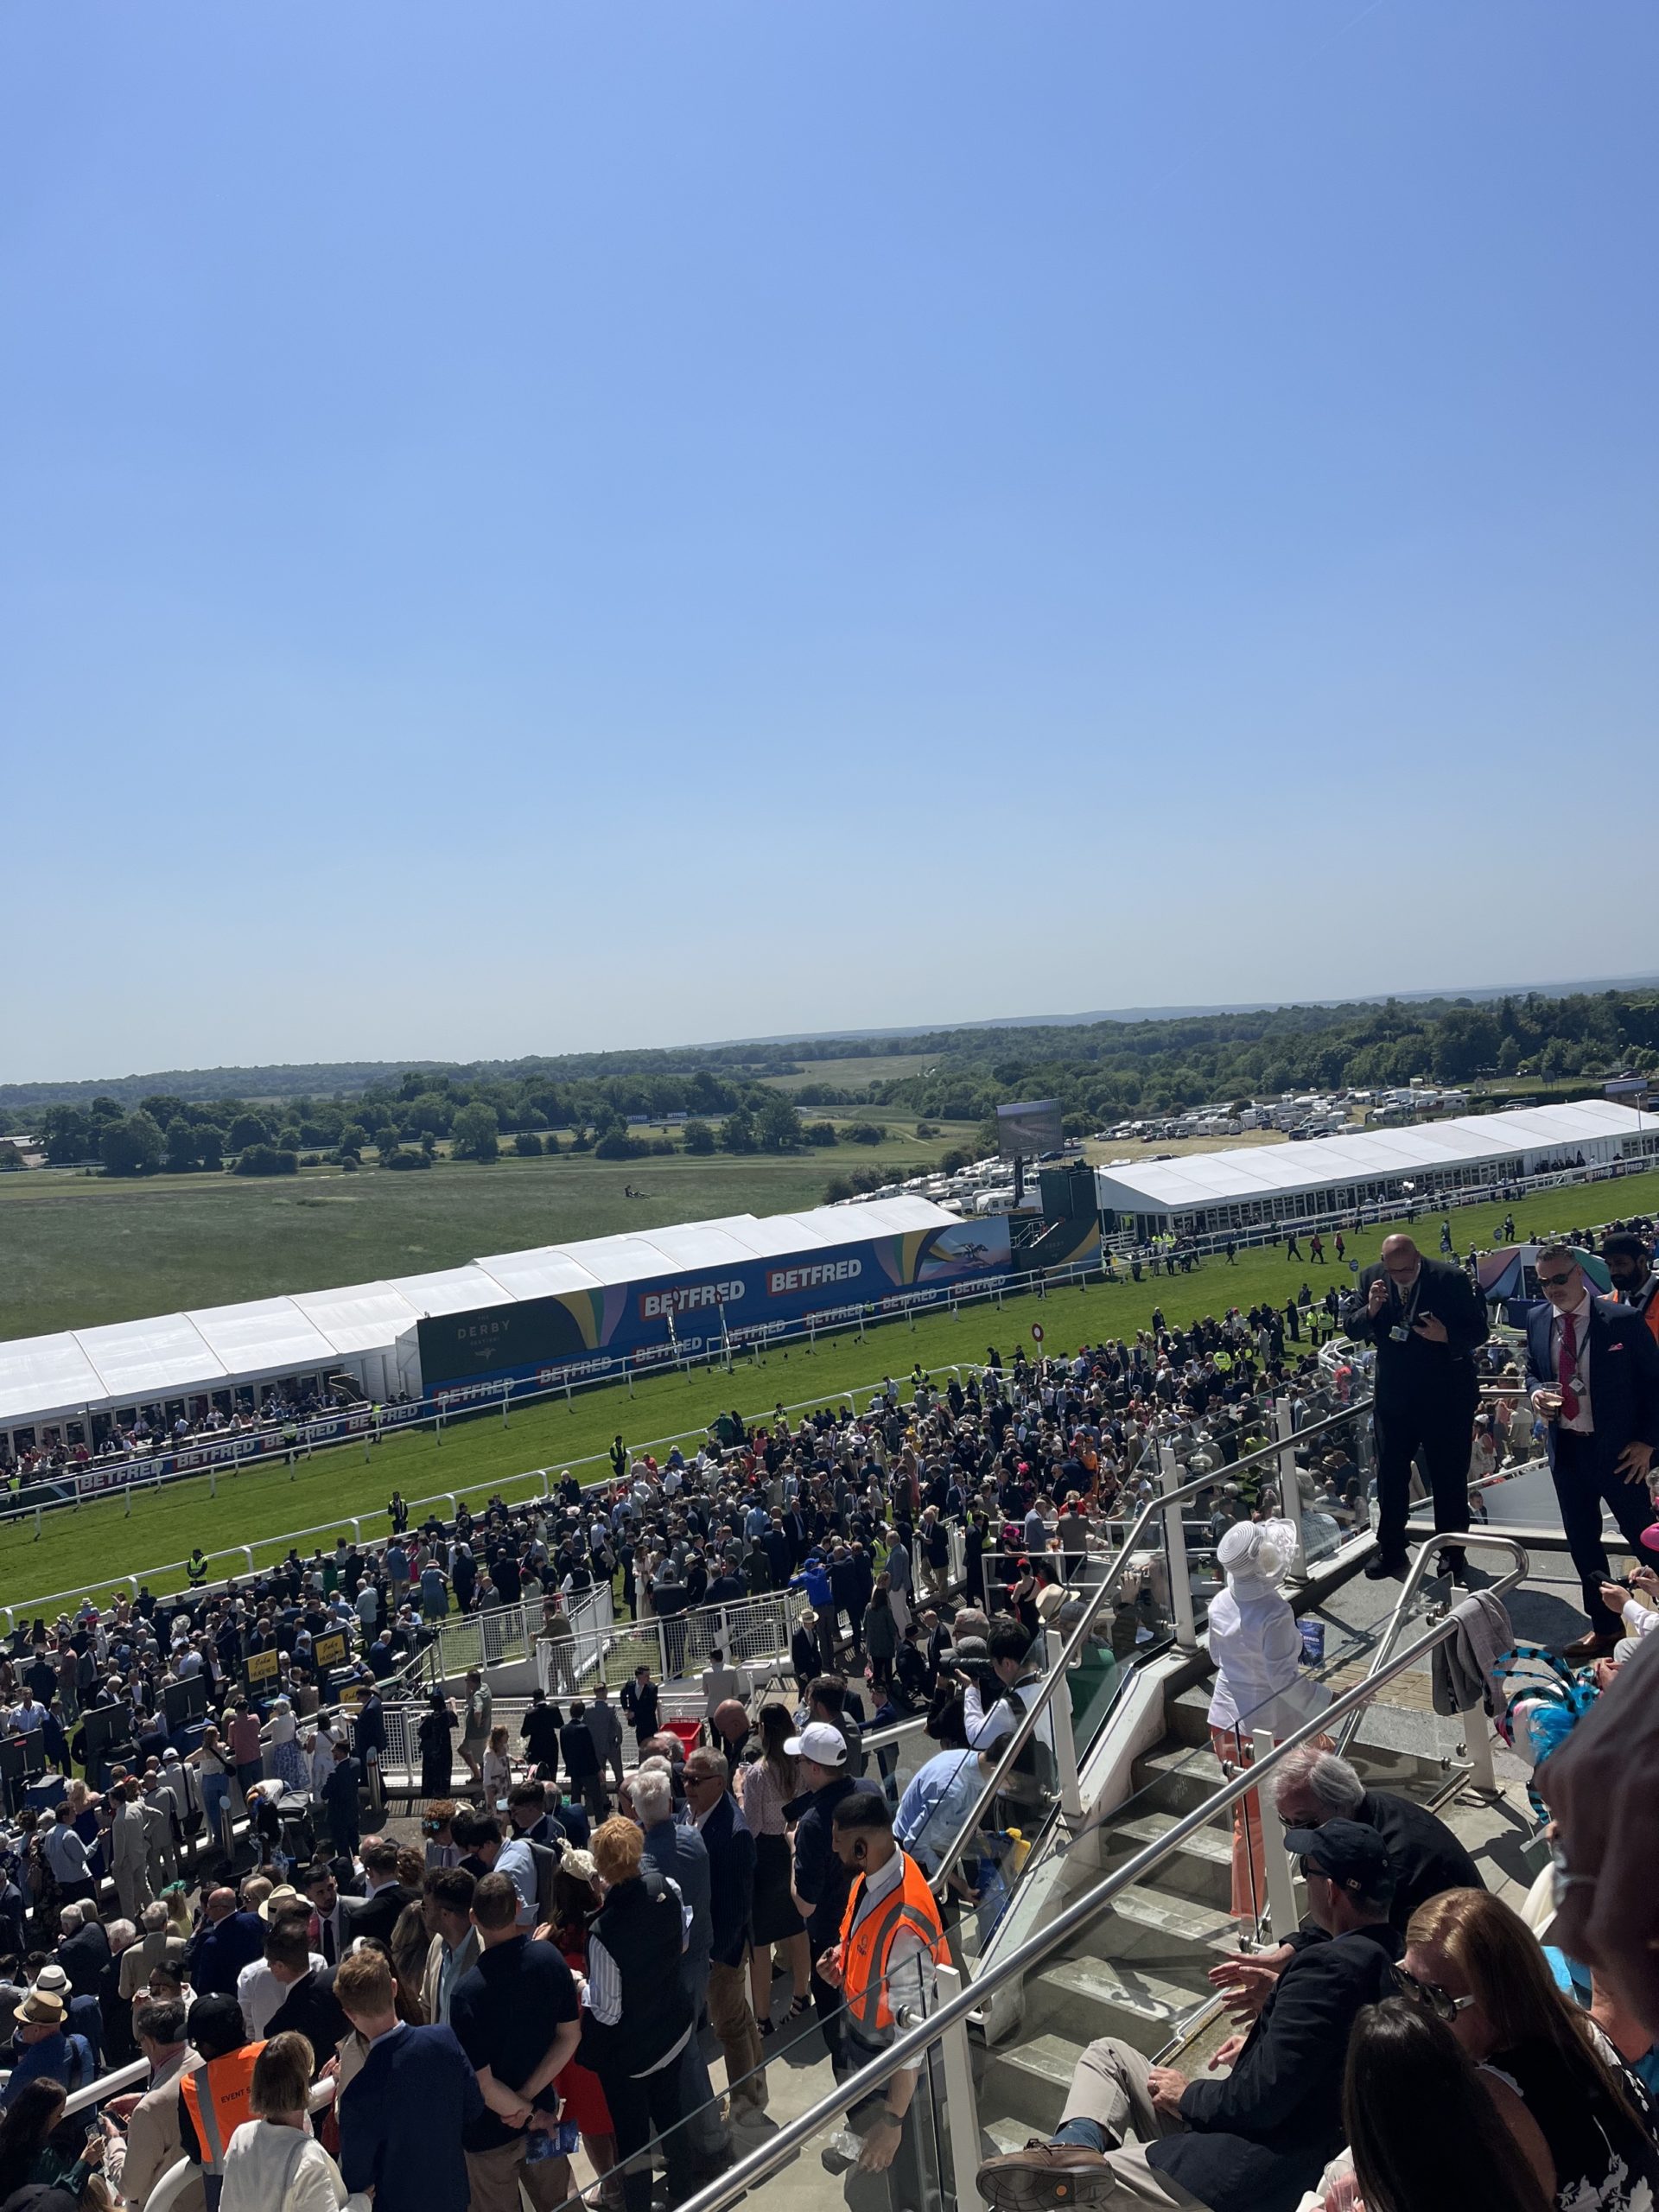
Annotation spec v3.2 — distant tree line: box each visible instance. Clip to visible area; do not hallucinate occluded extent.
[10,988,1656,1174]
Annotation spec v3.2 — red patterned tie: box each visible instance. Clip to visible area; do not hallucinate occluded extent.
[1559,1311,1580,1422]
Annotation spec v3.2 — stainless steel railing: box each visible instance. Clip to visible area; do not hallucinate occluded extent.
[672,1553,1527,2212]
[929,1392,1375,1894]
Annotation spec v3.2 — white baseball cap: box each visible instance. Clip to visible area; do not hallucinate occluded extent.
[785,1721,847,1768]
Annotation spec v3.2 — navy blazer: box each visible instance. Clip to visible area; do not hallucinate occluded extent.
[696,1791,757,1967]
[339,2021,482,2212]
[1525,1294,1659,1480]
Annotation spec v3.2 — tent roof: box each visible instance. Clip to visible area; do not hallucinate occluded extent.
[0,1333,107,1427]
[185,1298,342,1379]
[385,1265,518,1317]
[1096,1099,1659,1212]
[73,1313,227,1399]
[0,1193,963,1422]
[289,1281,425,1355]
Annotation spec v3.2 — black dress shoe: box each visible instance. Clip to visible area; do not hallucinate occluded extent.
[1363,1553,1408,1581]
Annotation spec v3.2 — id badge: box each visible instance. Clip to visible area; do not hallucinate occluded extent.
[1389,1325,1411,1343]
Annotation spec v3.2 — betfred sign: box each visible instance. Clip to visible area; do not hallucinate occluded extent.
[767,1258,863,1296]
[639,1279,747,1322]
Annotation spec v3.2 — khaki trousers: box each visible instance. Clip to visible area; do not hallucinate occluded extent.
[1054,2038,1208,2210]
[464,2138,568,2212]
[707,1958,767,2109]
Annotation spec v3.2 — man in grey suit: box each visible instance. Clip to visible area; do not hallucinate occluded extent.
[584,1686,626,1798]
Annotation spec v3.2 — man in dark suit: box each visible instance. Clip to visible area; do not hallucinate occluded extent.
[684,1747,766,2115]
[977,1821,1402,2212]
[262,1951,349,2072]
[1525,1241,1659,1659]
[335,1944,482,2212]
[1340,1234,1489,1580]
[341,1838,416,1948]
[53,1904,111,1999]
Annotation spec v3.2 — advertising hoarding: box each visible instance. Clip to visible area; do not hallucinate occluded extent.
[416,1215,1013,1395]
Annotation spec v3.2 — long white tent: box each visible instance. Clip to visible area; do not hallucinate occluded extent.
[0,1192,956,1450]
[1095,1098,1659,1240]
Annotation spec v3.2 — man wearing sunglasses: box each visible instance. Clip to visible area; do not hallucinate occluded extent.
[1340,1233,1489,1584]
[1525,1243,1659,1660]
[976,1821,1400,2212]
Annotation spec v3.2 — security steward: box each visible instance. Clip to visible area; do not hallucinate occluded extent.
[1340,1232,1488,1581]
[177,1993,264,2212]
[186,1548,209,1591]
[816,1789,950,2212]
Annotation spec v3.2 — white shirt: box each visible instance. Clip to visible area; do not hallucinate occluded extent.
[237,1951,326,2037]
[1550,1291,1596,1434]
[843,1848,938,2070]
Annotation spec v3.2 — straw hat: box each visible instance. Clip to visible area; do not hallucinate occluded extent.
[15,1987,66,2027]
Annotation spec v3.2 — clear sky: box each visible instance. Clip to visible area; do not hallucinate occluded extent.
[3,3,1655,1081]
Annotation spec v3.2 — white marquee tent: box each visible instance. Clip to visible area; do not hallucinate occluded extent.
[1094,1098,1659,1238]
[0,1193,957,1450]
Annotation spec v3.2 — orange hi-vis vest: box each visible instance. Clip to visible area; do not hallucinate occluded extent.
[837,1850,948,2044]
[181,2044,263,2173]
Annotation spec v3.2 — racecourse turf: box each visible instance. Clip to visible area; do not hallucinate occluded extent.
[4,1166,1656,1618]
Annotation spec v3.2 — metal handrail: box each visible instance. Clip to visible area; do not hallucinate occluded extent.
[1333,1529,1529,1756]
[671,1557,1527,2212]
[928,1393,1374,1893]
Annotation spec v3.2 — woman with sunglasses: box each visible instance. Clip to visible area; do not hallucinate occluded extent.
[1402,1888,1659,2209]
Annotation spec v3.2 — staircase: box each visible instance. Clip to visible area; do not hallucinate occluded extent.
[975,1687,1460,2151]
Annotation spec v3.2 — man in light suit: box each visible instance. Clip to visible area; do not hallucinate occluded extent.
[1526,1242,1659,1660]
[418,1867,480,2027]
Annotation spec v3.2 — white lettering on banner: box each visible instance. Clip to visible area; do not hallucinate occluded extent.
[766,1259,863,1296]
[639,1280,747,1322]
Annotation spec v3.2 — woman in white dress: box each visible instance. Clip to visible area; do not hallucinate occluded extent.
[1206,1518,1332,1923]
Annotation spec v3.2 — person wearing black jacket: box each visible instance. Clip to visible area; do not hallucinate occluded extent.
[684,1749,765,2115]
[785,1722,856,2075]
[620,1666,659,1753]
[558,1703,606,1821]
[518,1691,563,1783]
[978,1821,1402,2212]
[1340,1236,1488,1580]
[581,1819,696,2212]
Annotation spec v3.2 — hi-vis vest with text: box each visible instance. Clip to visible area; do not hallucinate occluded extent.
[181,2045,263,2173]
[836,1851,948,2045]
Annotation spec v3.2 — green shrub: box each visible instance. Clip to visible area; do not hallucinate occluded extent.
[232,1145,299,1176]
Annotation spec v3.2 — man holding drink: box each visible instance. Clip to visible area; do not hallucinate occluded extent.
[1524,1242,1659,1661]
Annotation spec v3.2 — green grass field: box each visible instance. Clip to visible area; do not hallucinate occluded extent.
[0,1127,977,1343]
[6,1166,1656,1618]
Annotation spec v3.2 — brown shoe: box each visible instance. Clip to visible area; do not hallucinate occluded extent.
[1562,1632,1622,1662]
[977,2143,1116,2209]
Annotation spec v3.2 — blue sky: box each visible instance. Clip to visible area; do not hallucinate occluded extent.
[3,3,1655,1080]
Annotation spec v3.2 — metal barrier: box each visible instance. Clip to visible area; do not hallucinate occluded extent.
[669,1570,1530,2212]
[928,1394,1374,1897]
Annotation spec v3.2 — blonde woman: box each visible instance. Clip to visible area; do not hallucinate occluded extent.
[220,2033,345,2212]
[480,1725,513,1807]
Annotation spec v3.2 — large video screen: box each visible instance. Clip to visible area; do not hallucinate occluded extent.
[996,1098,1064,1159]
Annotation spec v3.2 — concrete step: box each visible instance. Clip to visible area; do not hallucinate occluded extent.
[980,2032,1084,2136]
[1130,1742,1228,1818]
[980,2118,1042,2158]
[1097,1812,1234,1909]
[1033,1955,1217,2057]
[1098,1883,1238,1955]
